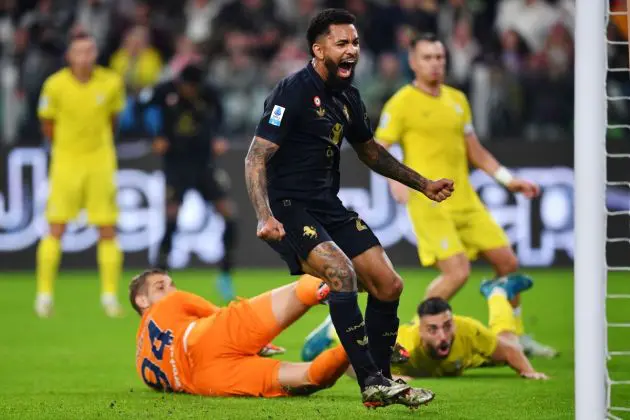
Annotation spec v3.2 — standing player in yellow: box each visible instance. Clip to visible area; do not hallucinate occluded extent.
[35,33,126,318]
[374,33,557,357]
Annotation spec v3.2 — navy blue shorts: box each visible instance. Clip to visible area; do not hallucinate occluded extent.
[164,164,228,204]
[266,198,381,275]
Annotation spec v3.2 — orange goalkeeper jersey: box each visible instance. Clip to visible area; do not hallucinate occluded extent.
[135,291,219,392]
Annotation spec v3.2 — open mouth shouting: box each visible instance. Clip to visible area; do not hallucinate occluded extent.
[435,341,451,358]
[338,58,357,78]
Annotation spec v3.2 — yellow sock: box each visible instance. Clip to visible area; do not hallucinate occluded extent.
[97,239,123,297]
[514,306,525,335]
[36,236,62,295]
[488,292,518,336]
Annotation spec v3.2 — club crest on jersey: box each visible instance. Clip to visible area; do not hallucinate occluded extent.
[96,94,105,105]
[303,226,318,239]
[269,105,285,126]
[316,107,326,118]
[329,123,343,145]
[454,104,463,114]
[355,218,367,231]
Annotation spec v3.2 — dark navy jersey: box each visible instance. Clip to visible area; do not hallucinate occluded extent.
[140,81,224,166]
[254,62,373,203]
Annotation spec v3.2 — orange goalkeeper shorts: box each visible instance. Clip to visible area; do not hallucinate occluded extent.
[184,294,287,397]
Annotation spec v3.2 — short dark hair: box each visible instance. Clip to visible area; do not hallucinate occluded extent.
[409,32,440,49]
[67,31,94,49]
[306,8,356,57]
[129,268,167,315]
[417,297,452,318]
[179,64,205,84]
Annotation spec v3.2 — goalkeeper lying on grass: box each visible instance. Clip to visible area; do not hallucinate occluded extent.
[303,277,549,380]
[131,269,433,409]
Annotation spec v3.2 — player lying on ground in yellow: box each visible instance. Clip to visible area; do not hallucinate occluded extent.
[302,278,548,380]
[132,269,434,408]
[373,32,557,357]
[35,32,126,318]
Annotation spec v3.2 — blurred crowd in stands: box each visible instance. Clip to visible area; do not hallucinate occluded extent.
[0,0,625,146]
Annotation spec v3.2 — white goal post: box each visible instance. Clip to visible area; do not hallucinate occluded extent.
[574,0,607,419]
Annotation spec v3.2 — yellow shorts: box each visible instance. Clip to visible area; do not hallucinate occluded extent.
[46,162,118,226]
[407,201,509,266]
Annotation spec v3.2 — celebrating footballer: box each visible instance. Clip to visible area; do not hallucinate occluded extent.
[245,9,453,409]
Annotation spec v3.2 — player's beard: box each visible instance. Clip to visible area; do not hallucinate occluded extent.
[323,57,355,90]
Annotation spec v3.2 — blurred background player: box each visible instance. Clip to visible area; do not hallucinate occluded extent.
[303,281,548,381]
[35,32,125,318]
[139,64,238,302]
[132,269,361,402]
[374,33,557,358]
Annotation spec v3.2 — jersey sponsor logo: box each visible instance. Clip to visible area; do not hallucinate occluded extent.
[343,105,350,122]
[269,105,286,126]
[329,123,343,145]
[303,225,318,239]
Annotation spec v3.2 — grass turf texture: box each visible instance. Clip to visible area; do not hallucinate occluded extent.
[0,268,628,419]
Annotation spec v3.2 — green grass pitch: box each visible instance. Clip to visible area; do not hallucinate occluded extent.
[0,268,628,419]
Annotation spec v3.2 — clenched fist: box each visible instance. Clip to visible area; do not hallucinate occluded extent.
[423,178,455,202]
[257,217,286,241]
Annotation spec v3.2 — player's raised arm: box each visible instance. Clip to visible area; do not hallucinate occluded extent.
[490,336,549,380]
[244,136,285,241]
[351,138,454,203]
[463,104,540,199]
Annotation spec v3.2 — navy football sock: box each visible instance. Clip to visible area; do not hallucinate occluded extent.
[328,291,379,390]
[365,295,400,379]
[220,219,237,273]
[159,220,177,256]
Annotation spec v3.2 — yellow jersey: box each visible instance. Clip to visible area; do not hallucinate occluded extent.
[375,84,482,211]
[393,315,498,378]
[38,66,125,165]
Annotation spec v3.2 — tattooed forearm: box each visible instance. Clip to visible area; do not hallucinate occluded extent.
[353,139,429,193]
[244,136,279,221]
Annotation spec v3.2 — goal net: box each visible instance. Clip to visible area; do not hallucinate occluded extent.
[576,0,630,419]
[605,1,630,419]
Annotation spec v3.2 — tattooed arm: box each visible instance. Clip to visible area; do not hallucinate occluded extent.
[351,139,454,202]
[244,136,285,240]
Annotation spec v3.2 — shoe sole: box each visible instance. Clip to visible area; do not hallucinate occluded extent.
[362,383,410,409]
[395,390,435,409]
